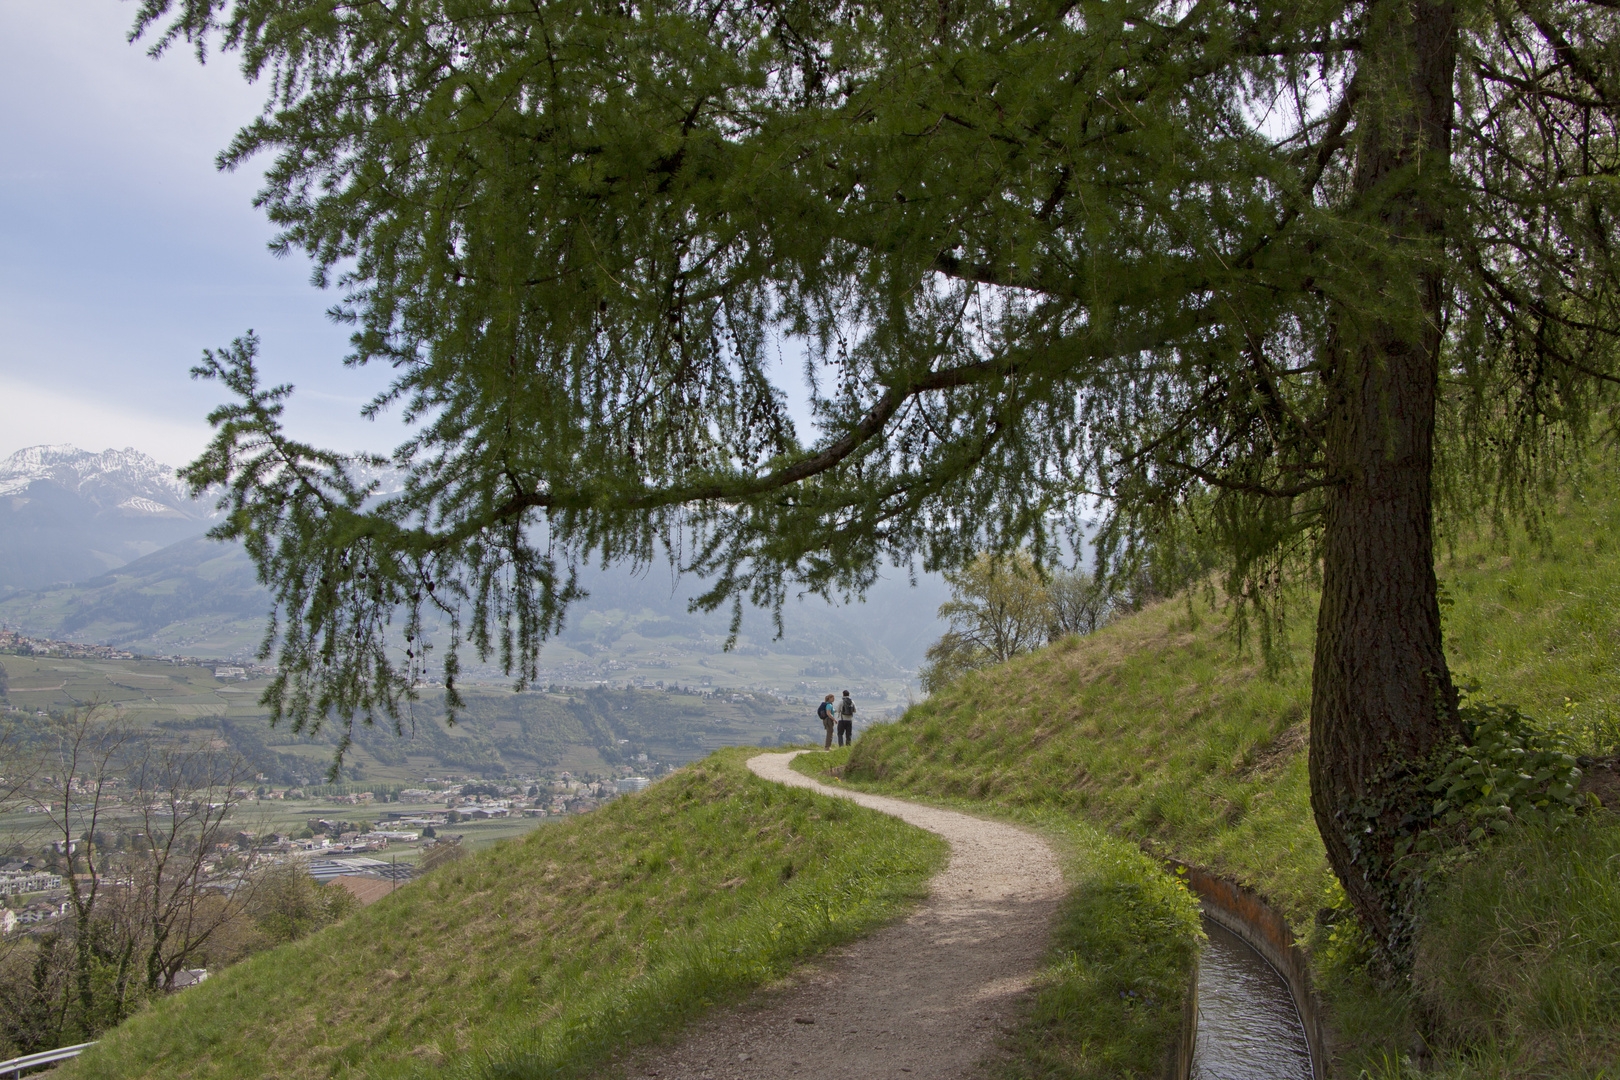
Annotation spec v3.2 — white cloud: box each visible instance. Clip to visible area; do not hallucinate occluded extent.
[0,373,210,468]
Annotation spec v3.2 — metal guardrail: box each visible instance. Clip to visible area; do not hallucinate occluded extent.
[0,1041,95,1077]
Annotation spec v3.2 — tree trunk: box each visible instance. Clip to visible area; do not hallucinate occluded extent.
[64,852,98,1035]
[1309,0,1460,955]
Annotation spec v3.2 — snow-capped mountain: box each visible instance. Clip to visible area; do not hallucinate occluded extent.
[0,444,201,517]
[0,445,214,592]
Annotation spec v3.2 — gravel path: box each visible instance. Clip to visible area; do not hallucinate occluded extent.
[621,750,1064,1080]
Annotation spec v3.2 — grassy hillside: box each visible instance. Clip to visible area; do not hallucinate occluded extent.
[845,594,1325,920]
[57,748,946,1080]
[0,535,266,656]
[808,473,1620,1077]
[1437,478,1620,756]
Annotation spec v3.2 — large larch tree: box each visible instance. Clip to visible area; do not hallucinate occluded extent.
[135,0,1620,951]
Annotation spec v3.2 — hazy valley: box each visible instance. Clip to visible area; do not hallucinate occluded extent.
[0,444,947,782]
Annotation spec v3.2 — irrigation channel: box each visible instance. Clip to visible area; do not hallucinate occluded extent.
[1190,916,1316,1080]
[733,752,1321,1080]
[1170,859,1327,1080]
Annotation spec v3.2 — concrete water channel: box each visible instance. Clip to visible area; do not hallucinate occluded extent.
[1191,917,1315,1080]
[1170,861,1328,1080]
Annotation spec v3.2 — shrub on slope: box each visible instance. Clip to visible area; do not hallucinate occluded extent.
[60,748,945,1080]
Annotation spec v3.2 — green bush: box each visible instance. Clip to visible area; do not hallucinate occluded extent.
[1423,695,1584,849]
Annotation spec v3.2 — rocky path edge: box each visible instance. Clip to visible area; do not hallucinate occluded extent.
[619,749,1065,1080]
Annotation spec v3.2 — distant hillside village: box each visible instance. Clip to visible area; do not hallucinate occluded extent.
[2,773,657,942]
[0,628,273,676]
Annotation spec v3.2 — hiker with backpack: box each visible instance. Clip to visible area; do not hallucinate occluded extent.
[837,691,856,747]
[818,694,837,750]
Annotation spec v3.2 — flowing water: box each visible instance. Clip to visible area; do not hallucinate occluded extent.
[1190,917,1315,1080]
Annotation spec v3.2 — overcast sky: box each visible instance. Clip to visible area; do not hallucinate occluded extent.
[0,1,410,467]
[0,1,837,477]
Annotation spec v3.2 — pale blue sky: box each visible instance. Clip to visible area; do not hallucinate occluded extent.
[0,1,438,466]
[0,1,833,473]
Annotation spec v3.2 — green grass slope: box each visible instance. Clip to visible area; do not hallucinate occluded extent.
[45,476,1620,1080]
[59,748,946,1080]
[846,596,1325,923]
[986,815,1202,1080]
[1438,482,1620,756]
[816,474,1620,1077]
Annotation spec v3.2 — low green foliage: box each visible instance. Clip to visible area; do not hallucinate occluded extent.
[995,823,1201,1080]
[795,750,1201,1079]
[1422,695,1585,849]
[1336,818,1620,1080]
[58,748,945,1080]
[1412,820,1620,1078]
[1328,691,1590,966]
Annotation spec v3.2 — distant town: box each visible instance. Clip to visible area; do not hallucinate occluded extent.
[0,628,274,676]
[0,624,892,955]
[2,770,661,941]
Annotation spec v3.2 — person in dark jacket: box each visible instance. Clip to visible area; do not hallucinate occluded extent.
[837,691,856,747]
[817,694,837,750]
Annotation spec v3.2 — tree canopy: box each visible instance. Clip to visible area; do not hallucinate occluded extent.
[137,0,1620,953]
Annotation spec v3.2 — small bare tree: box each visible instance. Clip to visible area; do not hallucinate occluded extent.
[123,736,261,992]
[27,710,135,1037]
[0,711,263,1052]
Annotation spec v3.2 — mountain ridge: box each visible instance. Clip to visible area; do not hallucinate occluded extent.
[0,445,948,696]
[0,444,214,591]
[0,444,199,509]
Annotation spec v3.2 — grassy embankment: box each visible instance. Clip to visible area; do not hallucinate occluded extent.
[803,472,1620,1078]
[58,747,946,1080]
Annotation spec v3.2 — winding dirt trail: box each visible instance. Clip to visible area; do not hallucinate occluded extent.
[622,750,1064,1080]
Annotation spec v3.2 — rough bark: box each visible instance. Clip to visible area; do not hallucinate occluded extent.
[1309,0,1462,953]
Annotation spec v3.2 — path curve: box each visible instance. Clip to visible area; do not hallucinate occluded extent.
[623,750,1064,1080]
